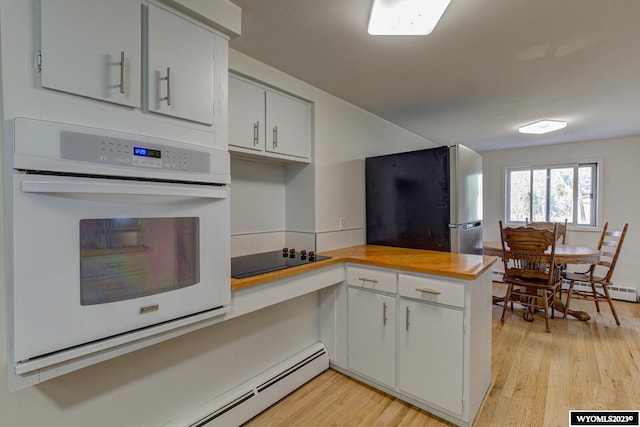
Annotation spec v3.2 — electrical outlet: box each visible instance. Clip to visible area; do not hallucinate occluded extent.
[339,217,347,230]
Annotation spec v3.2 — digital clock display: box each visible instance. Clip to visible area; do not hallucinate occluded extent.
[133,146,162,159]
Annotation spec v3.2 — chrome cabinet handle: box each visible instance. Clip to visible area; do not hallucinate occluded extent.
[416,287,441,295]
[119,51,126,94]
[253,121,260,146]
[405,306,410,331]
[383,302,388,326]
[358,277,378,283]
[165,67,172,106]
[272,125,278,149]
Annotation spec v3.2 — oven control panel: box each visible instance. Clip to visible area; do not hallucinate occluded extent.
[60,131,211,173]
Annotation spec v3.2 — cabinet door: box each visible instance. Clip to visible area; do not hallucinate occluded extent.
[398,299,464,415]
[348,287,396,387]
[265,90,311,159]
[40,0,141,107]
[229,76,265,152]
[147,3,215,125]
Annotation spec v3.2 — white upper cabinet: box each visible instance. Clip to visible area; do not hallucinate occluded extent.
[265,91,311,160]
[40,0,142,108]
[229,74,312,163]
[228,76,265,152]
[147,2,217,125]
[38,1,228,132]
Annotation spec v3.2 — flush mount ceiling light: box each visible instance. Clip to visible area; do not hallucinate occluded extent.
[518,120,568,135]
[368,0,452,35]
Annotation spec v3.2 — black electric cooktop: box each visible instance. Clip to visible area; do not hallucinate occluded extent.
[231,248,331,279]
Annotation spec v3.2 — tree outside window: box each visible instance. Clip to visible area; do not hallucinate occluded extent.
[506,163,597,226]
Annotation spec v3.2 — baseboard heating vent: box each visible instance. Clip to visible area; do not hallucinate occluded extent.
[163,342,329,427]
[561,279,638,303]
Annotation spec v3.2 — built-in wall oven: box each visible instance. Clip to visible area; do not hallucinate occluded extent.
[6,118,231,370]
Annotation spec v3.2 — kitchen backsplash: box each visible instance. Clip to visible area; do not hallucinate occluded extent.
[231,231,317,257]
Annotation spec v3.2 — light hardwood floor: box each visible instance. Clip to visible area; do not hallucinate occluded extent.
[244,282,640,426]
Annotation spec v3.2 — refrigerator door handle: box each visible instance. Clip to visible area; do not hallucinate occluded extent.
[450,222,483,255]
[449,222,482,230]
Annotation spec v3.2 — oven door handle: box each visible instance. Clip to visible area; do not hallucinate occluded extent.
[21,180,228,199]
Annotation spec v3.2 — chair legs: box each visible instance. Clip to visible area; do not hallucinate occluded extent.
[562,281,574,319]
[591,283,600,312]
[500,284,513,325]
[501,284,555,332]
[602,286,621,326]
[542,288,551,332]
[563,280,621,326]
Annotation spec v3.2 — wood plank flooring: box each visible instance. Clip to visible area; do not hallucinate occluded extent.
[244,282,640,426]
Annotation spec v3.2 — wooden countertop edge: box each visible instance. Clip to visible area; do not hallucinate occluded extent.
[231,256,345,290]
[231,246,497,291]
[337,255,497,279]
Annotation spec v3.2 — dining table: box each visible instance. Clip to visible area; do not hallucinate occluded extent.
[483,240,601,321]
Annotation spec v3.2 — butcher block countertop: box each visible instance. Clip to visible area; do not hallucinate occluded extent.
[231,244,497,291]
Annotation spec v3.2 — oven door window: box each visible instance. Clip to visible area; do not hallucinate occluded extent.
[80,217,199,305]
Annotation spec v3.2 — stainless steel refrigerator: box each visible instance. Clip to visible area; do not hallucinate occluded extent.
[365,144,483,254]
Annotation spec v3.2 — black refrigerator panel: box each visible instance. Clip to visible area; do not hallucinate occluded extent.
[366,146,451,251]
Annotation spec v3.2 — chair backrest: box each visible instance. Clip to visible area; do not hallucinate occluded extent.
[525,218,568,244]
[593,222,629,282]
[499,220,559,286]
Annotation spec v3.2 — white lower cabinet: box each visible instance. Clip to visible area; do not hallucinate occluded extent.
[336,265,492,427]
[347,287,396,387]
[398,298,464,414]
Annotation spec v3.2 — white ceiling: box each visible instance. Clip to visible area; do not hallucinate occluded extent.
[228,0,640,152]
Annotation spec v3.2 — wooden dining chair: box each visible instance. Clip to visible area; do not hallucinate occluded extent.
[562,222,629,326]
[499,221,562,332]
[525,218,568,244]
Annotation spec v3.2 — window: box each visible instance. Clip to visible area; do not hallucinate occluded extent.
[506,163,598,226]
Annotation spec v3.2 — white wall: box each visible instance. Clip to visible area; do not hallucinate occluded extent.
[228,49,436,252]
[481,137,640,293]
[231,158,286,235]
[0,0,228,151]
[0,2,321,426]
[0,293,319,426]
[0,5,433,425]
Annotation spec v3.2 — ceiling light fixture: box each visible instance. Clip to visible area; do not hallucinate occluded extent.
[518,120,568,135]
[368,0,452,35]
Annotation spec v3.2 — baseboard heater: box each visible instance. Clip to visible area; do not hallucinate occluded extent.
[495,273,638,302]
[164,342,329,427]
[561,279,638,303]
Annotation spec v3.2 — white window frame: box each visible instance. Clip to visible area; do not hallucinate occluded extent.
[504,161,601,228]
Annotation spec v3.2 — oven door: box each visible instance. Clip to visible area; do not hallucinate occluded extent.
[11,173,230,363]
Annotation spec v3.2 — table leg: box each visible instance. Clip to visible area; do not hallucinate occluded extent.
[493,291,591,321]
[553,297,591,321]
